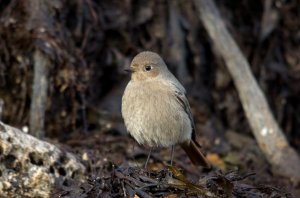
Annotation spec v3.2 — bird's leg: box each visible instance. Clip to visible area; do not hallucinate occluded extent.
[166,146,175,178]
[144,148,152,168]
[170,145,175,166]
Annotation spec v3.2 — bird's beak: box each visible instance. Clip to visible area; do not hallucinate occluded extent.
[124,66,135,73]
[124,68,132,73]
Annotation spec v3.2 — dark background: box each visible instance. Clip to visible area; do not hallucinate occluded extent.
[0,0,299,196]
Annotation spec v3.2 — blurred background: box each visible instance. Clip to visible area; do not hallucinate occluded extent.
[0,0,300,187]
[1,0,299,145]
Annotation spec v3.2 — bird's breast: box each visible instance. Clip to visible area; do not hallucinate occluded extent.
[121,82,192,147]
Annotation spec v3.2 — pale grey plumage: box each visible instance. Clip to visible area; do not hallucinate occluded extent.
[122,51,191,147]
[121,51,210,167]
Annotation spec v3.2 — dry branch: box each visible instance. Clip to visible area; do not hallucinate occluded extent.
[29,50,49,138]
[193,0,300,181]
[0,121,86,198]
[168,1,189,83]
[27,0,56,138]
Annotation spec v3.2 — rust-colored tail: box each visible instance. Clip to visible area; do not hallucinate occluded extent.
[180,140,211,168]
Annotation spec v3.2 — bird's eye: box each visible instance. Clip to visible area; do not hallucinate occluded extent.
[144,65,152,71]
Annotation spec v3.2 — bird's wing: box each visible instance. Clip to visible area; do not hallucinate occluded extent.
[171,83,200,146]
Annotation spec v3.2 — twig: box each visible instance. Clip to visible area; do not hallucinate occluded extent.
[168,0,189,83]
[27,0,53,138]
[193,0,300,181]
[0,98,3,120]
[29,50,49,138]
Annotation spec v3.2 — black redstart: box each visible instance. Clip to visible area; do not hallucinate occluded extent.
[122,51,210,168]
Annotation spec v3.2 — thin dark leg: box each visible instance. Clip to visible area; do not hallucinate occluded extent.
[170,146,175,166]
[167,146,175,178]
[145,148,152,168]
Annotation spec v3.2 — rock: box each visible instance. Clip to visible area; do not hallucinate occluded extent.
[0,121,86,198]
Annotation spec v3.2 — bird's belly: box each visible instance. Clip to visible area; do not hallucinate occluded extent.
[123,91,192,147]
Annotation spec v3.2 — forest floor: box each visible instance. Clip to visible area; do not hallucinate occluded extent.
[52,127,299,197]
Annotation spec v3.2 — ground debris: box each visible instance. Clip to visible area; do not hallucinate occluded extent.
[53,165,292,198]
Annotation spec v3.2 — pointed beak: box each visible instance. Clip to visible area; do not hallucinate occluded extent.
[124,68,132,73]
[124,66,135,73]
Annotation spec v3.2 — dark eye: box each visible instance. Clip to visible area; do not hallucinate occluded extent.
[144,65,152,71]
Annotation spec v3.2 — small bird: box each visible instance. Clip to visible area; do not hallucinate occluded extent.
[121,51,210,168]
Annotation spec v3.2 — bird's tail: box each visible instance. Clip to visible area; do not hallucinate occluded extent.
[180,140,211,168]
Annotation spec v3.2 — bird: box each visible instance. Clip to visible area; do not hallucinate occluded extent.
[121,51,210,168]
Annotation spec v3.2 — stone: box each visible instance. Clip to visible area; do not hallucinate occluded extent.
[0,121,86,198]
